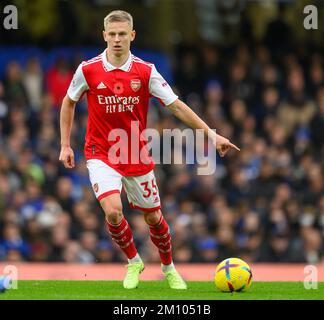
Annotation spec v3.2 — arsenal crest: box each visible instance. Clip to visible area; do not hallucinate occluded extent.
[130,79,141,92]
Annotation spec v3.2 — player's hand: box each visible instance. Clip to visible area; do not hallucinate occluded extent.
[214,134,240,157]
[59,146,75,168]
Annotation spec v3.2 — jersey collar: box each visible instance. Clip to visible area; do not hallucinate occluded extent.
[102,49,132,72]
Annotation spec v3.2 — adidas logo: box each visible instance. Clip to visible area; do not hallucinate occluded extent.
[97,82,107,89]
[153,197,160,204]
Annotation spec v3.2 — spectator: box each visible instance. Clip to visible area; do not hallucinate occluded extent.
[23,57,43,112]
[277,67,316,137]
[3,61,29,108]
[0,223,30,260]
[46,57,73,108]
[310,87,324,151]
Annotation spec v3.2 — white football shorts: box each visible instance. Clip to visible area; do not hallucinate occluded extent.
[86,159,161,212]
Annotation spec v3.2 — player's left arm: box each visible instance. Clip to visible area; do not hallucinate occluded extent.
[148,64,239,157]
[166,99,240,157]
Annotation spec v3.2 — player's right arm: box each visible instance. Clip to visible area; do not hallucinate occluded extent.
[59,63,89,169]
[59,95,76,168]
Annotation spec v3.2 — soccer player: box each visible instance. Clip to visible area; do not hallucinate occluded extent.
[59,10,239,290]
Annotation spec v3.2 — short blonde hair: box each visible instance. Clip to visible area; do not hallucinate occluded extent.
[104,10,133,30]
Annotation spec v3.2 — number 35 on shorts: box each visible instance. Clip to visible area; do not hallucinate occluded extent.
[122,171,161,211]
[140,178,158,198]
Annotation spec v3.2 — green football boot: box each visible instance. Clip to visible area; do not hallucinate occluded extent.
[123,262,145,289]
[164,269,187,290]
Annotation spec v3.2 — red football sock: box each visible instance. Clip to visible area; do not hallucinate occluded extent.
[148,214,173,265]
[105,217,137,260]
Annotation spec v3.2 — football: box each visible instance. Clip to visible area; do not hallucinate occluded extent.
[214,257,253,292]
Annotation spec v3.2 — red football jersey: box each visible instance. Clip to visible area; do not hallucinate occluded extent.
[67,50,178,176]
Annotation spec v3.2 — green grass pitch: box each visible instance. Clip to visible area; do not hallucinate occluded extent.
[0,281,323,300]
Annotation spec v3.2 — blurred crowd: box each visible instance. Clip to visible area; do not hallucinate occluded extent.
[1,26,324,265]
[167,39,324,265]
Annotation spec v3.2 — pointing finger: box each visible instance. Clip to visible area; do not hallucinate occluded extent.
[230,142,240,151]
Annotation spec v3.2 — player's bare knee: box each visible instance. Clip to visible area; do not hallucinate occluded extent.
[104,206,123,224]
[100,199,123,224]
[144,210,162,225]
[105,207,123,225]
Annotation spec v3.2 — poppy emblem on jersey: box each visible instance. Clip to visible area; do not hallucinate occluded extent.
[93,183,99,193]
[130,79,141,92]
[113,82,124,94]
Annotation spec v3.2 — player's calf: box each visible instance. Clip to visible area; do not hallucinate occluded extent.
[145,212,173,266]
[105,217,138,260]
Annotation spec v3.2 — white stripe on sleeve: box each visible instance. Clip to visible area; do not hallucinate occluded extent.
[67,63,89,102]
[149,65,178,106]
